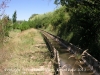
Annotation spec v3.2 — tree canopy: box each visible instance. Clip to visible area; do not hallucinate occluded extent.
[54,0,100,60]
[12,11,17,23]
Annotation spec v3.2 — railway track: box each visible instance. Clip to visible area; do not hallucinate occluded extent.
[40,30,100,75]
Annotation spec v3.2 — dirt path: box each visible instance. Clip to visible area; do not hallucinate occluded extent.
[0,28,54,75]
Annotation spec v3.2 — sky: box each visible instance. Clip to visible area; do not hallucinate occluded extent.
[1,0,58,21]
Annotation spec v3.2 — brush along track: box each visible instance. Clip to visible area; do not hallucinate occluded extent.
[40,30,100,75]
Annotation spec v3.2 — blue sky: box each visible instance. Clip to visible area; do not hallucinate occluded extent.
[1,0,57,21]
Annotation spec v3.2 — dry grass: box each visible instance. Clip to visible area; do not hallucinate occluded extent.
[0,28,54,75]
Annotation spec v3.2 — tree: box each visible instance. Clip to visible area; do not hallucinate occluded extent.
[0,0,11,46]
[29,14,38,20]
[12,11,17,23]
[54,0,100,60]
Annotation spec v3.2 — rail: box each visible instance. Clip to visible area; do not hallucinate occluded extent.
[40,30,100,75]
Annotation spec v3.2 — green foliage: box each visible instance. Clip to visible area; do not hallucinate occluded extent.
[14,1,100,61]
[12,11,17,23]
[28,6,68,31]
[4,21,12,36]
[29,14,38,20]
[13,21,31,31]
[54,0,100,60]
[29,12,52,29]
[20,21,30,31]
[0,15,13,37]
[13,23,19,29]
[11,0,100,61]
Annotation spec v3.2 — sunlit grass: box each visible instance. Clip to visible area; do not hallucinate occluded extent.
[0,28,54,75]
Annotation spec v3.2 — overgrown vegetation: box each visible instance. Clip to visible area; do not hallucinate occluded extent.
[27,0,100,61]
[0,29,54,75]
[0,0,11,47]
[12,11,17,23]
[54,0,100,60]
[0,0,100,61]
